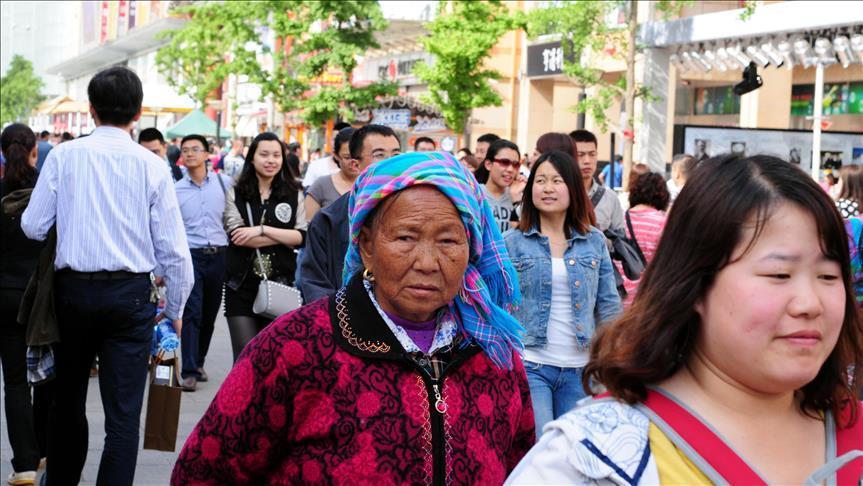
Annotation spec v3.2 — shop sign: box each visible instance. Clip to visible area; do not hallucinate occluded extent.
[527,41,566,77]
[372,109,412,130]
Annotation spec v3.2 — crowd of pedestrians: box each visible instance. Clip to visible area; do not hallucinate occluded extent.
[0,64,860,485]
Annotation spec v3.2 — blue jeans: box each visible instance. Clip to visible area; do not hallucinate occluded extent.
[181,250,226,379]
[49,275,155,486]
[524,362,587,438]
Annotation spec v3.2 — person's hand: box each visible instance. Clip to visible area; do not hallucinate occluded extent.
[172,318,182,338]
[153,276,165,287]
[231,227,259,246]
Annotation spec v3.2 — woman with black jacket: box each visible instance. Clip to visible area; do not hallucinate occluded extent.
[1,123,44,484]
[222,132,307,361]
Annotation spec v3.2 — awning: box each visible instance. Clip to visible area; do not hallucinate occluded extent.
[51,100,89,114]
[165,109,232,139]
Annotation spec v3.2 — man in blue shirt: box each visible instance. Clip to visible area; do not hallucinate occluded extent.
[599,154,623,189]
[22,66,193,486]
[174,134,232,391]
[35,130,52,171]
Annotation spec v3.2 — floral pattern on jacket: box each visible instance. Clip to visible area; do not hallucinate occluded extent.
[172,275,535,485]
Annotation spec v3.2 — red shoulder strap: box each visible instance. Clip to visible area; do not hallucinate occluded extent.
[642,389,767,485]
[836,400,863,485]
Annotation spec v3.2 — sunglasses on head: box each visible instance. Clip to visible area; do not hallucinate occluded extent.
[493,158,521,169]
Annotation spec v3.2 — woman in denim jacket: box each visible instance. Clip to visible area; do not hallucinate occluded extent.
[504,150,622,437]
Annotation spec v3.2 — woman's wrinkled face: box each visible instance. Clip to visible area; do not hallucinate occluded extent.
[360,186,470,322]
[694,203,845,395]
[252,140,283,179]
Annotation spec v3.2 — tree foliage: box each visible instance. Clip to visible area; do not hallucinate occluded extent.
[1,55,45,127]
[156,1,397,126]
[413,1,516,134]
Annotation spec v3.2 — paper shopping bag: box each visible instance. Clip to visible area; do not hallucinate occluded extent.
[143,353,182,452]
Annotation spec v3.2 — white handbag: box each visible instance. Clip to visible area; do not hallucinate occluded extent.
[245,202,303,319]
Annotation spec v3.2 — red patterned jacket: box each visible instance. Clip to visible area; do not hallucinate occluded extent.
[172,276,536,485]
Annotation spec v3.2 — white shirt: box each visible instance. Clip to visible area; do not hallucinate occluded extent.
[22,126,194,319]
[523,258,590,368]
[301,155,339,189]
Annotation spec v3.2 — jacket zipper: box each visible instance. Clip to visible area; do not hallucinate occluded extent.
[413,348,478,486]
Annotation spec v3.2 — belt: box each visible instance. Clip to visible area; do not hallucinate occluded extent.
[56,269,150,280]
[191,246,227,255]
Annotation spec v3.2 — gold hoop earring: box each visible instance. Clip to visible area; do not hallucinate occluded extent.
[363,268,375,283]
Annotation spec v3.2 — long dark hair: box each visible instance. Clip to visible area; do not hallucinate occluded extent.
[236,132,301,201]
[474,139,520,184]
[585,154,862,427]
[518,150,595,237]
[1,123,38,192]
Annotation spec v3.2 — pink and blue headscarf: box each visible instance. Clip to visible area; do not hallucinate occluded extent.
[343,151,524,369]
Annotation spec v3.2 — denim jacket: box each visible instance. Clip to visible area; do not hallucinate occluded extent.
[503,226,622,349]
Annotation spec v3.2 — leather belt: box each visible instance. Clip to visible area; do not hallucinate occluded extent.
[56,269,149,280]
[191,246,227,255]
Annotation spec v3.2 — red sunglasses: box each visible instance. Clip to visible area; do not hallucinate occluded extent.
[493,158,521,169]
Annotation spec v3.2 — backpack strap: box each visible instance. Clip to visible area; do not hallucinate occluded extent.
[590,185,605,209]
[637,388,768,485]
[836,400,863,485]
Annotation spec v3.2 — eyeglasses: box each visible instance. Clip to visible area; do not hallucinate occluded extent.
[493,158,521,169]
[181,147,205,154]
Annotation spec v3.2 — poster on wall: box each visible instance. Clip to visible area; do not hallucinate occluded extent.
[679,125,863,176]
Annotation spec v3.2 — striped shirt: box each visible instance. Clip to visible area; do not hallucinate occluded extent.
[21,126,194,320]
[616,207,667,307]
[174,171,232,249]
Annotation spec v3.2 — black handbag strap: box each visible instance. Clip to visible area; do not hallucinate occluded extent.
[590,185,605,208]
[625,210,646,262]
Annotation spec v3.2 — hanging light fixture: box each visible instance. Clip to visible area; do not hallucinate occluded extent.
[793,37,818,68]
[746,43,771,68]
[716,45,736,70]
[760,40,785,67]
[703,45,728,72]
[833,36,853,68]
[726,42,753,69]
[689,49,712,72]
[670,52,687,72]
[776,37,796,70]
[851,33,863,63]
[814,37,838,65]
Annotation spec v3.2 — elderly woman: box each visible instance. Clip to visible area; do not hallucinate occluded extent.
[507,154,863,484]
[172,151,535,485]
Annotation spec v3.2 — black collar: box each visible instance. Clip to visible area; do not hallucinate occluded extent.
[329,274,410,361]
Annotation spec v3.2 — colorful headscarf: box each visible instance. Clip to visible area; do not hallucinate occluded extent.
[343,151,524,369]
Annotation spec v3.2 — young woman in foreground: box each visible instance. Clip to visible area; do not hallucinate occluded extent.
[507,154,863,484]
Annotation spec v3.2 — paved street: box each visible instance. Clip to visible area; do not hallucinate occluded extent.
[1,310,234,485]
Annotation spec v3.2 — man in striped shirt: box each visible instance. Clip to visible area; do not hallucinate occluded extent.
[22,66,193,486]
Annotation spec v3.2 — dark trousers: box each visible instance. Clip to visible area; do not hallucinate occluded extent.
[181,250,226,379]
[47,276,155,486]
[0,289,41,472]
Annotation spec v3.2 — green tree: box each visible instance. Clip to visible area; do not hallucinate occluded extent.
[413,0,516,138]
[524,1,689,184]
[0,55,45,126]
[156,0,396,126]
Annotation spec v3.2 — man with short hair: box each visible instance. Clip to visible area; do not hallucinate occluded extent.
[36,130,52,171]
[569,129,624,233]
[474,133,500,163]
[139,127,183,181]
[300,124,401,302]
[667,153,698,203]
[222,138,245,178]
[599,154,623,189]
[22,66,194,486]
[174,134,232,392]
[414,136,436,152]
[302,122,352,189]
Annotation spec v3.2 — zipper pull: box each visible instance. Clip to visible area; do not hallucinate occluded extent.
[432,383,447,414]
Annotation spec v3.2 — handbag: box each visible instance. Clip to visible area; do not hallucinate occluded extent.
[245,202,303,319]
[603,226,646,280]
[143,350,182,452]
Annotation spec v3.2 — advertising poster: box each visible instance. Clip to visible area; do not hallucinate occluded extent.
[681,125,863,176]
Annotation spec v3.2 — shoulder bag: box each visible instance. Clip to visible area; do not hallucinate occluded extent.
[245,202,303,319]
